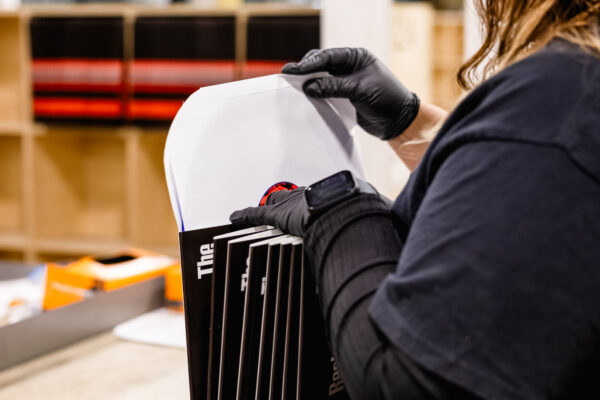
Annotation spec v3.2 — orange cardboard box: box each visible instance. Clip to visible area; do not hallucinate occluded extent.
[43,248,177,310]
[165,264,183,312]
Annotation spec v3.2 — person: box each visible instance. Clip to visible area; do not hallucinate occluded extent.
[230,1,600,399]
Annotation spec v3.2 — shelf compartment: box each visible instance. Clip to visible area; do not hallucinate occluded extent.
[30,16,125,123]
[0,137,24,237]
[131,130,178,249]
[0,15,29,125]
[128,16,236,124]
[33,128,127,241]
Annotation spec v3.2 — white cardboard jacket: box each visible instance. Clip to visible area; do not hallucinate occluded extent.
[164,73,364,231]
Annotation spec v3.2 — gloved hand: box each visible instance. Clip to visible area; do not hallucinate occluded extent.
[229,176,387,237]
[230,187,310,237]
[282,47,420,141]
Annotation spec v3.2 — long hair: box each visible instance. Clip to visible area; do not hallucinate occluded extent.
[458,0,600,89]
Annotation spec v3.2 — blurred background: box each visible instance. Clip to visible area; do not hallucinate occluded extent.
[0,0,481,397]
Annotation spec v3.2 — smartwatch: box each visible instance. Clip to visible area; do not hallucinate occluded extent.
[304,170,377,215]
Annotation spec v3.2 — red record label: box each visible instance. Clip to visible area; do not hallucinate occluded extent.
[259,182,298,206]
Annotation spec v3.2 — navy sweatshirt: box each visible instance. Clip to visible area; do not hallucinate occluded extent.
[304,40,600,400]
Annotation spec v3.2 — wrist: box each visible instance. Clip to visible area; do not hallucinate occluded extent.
[389,102,448,171]
[385,92,421,141]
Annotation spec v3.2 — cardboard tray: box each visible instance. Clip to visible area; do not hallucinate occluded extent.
[0,268,164,372]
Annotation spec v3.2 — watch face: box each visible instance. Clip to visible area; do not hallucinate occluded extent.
[305,170,355,209]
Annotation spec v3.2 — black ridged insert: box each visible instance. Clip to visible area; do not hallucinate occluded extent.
[246,16,320,61]
[135,16,236,60]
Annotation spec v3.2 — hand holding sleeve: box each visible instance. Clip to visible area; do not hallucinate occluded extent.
[229,188,310,237]
[282,47,420,141]
[229,178,386,238]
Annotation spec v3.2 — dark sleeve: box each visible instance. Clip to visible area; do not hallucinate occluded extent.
[304,197,480,399]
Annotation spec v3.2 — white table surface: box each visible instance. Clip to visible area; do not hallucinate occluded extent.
[0,332,190,400]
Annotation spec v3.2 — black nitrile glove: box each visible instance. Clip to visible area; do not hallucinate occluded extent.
[230,188,310,237]
[282,47,420,141]
[230,176,387,237]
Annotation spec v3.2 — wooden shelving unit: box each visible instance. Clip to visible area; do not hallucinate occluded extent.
[0,4,319,262]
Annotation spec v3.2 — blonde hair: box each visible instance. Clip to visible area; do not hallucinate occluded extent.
[458,0,600,90]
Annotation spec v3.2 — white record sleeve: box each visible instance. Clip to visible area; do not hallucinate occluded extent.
[165,73,364,231]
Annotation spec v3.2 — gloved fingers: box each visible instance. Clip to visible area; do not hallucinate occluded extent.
[229,206,266,227]
[265,189,293,205]
[282,48,360,75]
[282,49,320,74]
[303,76,359,100]
[301,48,323,61]
[282,48,320,73]
[296,48,322,67]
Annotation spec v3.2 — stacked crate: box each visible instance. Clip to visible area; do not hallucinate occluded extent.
[243,15,319,79]
[30,17,125,123]
[129,16,236,123]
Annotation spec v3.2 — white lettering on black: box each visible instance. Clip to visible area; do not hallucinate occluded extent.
[260,276,266,296]
[196,243,214,279]
[241,267,248,292]
[328,357,345,396]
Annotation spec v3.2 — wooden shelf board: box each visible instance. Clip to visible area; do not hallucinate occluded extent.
[134,4,237,17]
[0,121,29,136]
[433,63,461,71]
[137,244,180,259]
[0,232,27,251]
[434,10,464,24]
[21,4,136,18]
[33,237,130,256]
[242,4,320,16]
[21,3,319,18]
[38,123,128,132]
[0,122,51,136]
[0,11,19,18]
[33,238,178,259]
